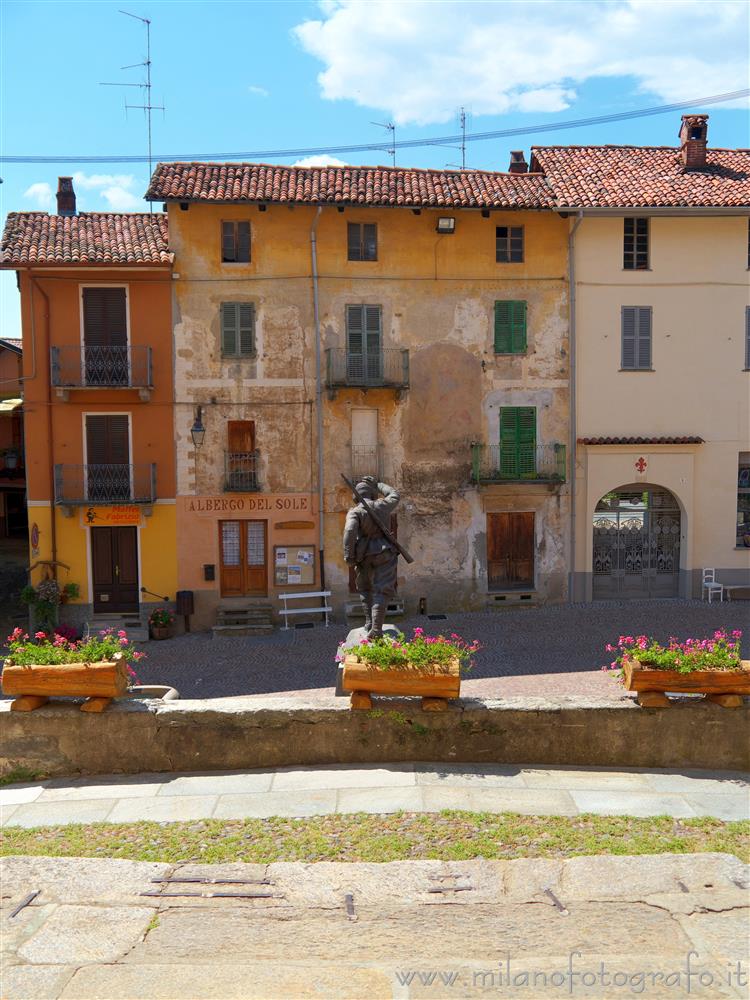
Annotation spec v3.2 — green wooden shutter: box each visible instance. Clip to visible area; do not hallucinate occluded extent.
[494,301,526,354]
[221,303,238,356]
[238,304,255,356]
[636,306,652,369]
[499,406,536,478]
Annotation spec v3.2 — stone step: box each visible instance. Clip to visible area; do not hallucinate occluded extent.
[211,624,275,638]
[216,612,274,623]
[85,618,149,642]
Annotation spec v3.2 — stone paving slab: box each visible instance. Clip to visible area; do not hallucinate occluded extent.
[2,855,748,999]
[2,764,749,827]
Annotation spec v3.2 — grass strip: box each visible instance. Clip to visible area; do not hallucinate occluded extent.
[2,813,748,864]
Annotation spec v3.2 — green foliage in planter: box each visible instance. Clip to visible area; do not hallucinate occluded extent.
[4,626,145,677]
[603,630,743,680]
[337,627,480,674]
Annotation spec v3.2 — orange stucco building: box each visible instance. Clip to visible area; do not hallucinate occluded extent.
[0,180,176,631]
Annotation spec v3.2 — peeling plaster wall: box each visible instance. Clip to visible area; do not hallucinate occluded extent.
[170,203,570,615]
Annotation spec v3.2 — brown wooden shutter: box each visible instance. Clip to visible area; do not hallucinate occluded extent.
[82,288,127,347]
[237,222,251,262]
[221,222,236,262]
[228,420,255,453]
[86,415,129,464]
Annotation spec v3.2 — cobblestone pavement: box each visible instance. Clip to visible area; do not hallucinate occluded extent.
[2,764,748,828]
[2,854,748,999]
[132,600,748,701]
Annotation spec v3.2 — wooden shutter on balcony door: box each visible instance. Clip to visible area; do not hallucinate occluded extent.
[228,420,255,453]
[86,415,129,464]
[82,288,127,347]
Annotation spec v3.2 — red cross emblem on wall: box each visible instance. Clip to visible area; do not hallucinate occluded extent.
[635,457,647,474]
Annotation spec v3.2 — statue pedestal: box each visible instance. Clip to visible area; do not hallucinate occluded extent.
[334,624,401,697]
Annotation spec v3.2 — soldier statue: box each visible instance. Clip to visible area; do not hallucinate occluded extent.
[343,476,400,639]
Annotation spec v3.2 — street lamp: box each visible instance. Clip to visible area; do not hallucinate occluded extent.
[190,406,205,449]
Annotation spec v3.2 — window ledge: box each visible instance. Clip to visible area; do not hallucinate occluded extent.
[493,352,527,358]
[618,368,655,372]
[221,355,257,361]
[621,268,652,272]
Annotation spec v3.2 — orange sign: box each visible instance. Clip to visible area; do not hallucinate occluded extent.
[82,506,142,527]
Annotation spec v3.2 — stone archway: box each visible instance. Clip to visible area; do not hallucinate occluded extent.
[592,484,681,600]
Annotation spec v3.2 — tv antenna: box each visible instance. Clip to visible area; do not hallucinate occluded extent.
[371,120,396,166]
[101,11,165,204]
[445,107,470,170]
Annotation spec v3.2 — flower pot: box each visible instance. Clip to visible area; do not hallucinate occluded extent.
[342,654,460,710]
[1,653,130,712]
[150,626,171,640]
[623,655,750,708]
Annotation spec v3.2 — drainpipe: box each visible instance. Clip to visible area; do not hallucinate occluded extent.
[29,274,57,580]
[567,211,584,604]
[310,207,326,592]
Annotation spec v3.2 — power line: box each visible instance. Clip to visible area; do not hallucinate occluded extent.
[1,89,747,165]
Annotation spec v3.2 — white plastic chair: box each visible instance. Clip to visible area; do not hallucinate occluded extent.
[702,568,723,603]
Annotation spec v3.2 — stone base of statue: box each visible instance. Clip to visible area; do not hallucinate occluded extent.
[334,624,401,697]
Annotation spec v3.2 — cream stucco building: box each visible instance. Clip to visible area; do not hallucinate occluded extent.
[533,115,750,601]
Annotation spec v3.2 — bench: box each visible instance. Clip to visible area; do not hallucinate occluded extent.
[279,591,332,629]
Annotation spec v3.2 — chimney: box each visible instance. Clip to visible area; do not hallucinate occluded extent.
[56,176,76,216]
[508,150,528,174]
[679,114,708,170]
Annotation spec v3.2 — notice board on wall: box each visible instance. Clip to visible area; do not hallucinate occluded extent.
[274,545,315,586]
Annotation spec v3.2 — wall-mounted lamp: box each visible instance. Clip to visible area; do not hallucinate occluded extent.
[190,406,206,449]
[435,217,456,234]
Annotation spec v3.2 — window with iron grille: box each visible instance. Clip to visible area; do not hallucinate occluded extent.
[623,218,649,270]
[347,223,377,261]
[737,453,750,547]
[621,306,652,370]
[221,221,251,263]
[496,226,524,263]
[494,300,527,354]
[221,303,255,358]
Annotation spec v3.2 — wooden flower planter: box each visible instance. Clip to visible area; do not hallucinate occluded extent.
[1,652,130,713]
[342,654,460,711]
[623,655,750,709]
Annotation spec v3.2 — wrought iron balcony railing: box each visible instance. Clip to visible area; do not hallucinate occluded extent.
[54,464,157,505]
[325,348,409,390]
[50,346,153,390]
[471,443,567,484]
[224,451,260,492]
[351,445,382,482]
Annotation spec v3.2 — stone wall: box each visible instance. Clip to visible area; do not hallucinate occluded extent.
[2,695,748,777]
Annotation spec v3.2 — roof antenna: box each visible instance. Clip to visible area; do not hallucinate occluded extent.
[371,121,396,167]
[445,107,471,170]
[101,11,165,212]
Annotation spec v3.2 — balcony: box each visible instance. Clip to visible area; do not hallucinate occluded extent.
[325,349,409,397]
[54,464,157,506]
[351,445,383,481]
[224,451,260,492]
[51,346,153,400]
[471,443,566,485]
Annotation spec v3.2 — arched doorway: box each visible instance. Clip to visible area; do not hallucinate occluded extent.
[593,485,681,600]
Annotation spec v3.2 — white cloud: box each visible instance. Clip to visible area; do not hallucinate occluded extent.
[71,172,136,190]
[23,182,53,209]
[100,186,143,211]
[72,172,144,212]
[293,0,749,126]
[248,85,270,97]
[292,154,349,167]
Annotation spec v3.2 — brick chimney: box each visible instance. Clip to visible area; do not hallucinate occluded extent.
[56,176,76,216]
[508,150,528,174]
[679,114,709,170]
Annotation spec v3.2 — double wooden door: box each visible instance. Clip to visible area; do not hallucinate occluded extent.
[219,520,267,596]
[91,526,139,612]
[487,512,534,590]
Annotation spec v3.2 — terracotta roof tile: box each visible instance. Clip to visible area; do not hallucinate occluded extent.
[579,437,704,445]
[1,213,172,267]
[531,146,750,208]
[146,162,555,209]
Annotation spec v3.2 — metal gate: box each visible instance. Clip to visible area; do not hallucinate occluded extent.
[592,486,681,600]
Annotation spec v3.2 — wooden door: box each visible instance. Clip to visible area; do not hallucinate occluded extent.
[91,526,139,612]
[226,421,256,491]
[85,415,130,502]
[487,512,534,591]
[219,519,267,596]
[82,287,128,384]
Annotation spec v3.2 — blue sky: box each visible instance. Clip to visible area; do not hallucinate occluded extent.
[2,0,749,339]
